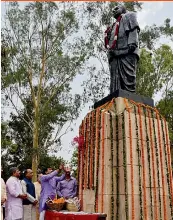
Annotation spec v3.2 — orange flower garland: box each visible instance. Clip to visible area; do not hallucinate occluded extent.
[95,108,100,212]
[138,105,148,220]
[147,109,158,220]
[84,116,88,190]
[101,111,105,213]
[124,99,135,220]
[90,112,94,189]
[156,111,168,220]
[164,118,173,206]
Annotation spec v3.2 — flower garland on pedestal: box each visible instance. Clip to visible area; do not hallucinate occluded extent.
[95,109,101,212]
[92,110,96,190]
[147,109,158,220]
[84,117,88,190]
[114,100,120,220]
[134,106,143,220]
[138,105,148,220]
[143,107,153,219]
[163,118,173,206]
[124,99,135,220]
[152,110,162,219]
[156,111,168,220]
[161,118,173,216]
[122,112,129,220]
[109,111,114,220]
[88,115,92,189]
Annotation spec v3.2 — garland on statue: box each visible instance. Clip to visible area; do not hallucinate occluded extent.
[143,107,153,219]
[152,110,162,219]
[161,118,173,216]
[95,109,101,212]
[122,112,129,220]
[138,105,148,220]
[156,111,168,219]
[134,106,143,220]
[109,111,114,220]
[147,109,158,220]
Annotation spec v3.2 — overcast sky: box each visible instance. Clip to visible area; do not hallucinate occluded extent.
[1,2,173,162]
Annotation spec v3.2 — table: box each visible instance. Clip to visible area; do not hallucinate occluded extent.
[45,211,107,220]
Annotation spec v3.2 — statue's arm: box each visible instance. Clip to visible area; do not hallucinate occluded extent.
[128,28,139,47]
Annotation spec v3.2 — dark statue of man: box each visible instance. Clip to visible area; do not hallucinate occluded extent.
[104,5,140,93]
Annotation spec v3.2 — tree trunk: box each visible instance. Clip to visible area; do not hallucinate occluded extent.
[32,102,39,182]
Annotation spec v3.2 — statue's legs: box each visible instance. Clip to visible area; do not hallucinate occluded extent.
[109,54,137,93]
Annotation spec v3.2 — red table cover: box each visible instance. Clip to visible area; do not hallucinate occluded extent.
[45,211,106,220]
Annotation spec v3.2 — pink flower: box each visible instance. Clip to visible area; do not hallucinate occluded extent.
[72,136,84,151]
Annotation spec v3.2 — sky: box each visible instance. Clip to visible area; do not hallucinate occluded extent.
[1,1,173,163]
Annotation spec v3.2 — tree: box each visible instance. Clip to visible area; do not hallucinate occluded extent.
[80,2,173,101]
[70,148,78,178]
[1,2,90,180]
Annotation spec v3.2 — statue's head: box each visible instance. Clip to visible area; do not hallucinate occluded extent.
[112,5,126,19]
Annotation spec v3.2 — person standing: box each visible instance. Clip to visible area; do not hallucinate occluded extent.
[21,169,38,220]
[34,173,42,220]
[5,167,27,220]
[57,168,77,199]
[39,165,65,220]
[1,174,7,220]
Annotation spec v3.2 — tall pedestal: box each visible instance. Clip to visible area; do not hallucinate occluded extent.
[78,97,173,220]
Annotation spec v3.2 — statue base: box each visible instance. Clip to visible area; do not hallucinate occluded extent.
[78,96,172,220]
[94,89,154,109]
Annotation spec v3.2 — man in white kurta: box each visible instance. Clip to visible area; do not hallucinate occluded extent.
[5,167,27,220]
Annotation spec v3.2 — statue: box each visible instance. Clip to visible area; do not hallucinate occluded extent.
[104,5,140,93]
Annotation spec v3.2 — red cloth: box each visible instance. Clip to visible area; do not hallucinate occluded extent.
[45,211,106,220]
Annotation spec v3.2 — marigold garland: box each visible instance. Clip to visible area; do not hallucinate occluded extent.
[84,117,88,190]
[143,107,153,220]
[95,109,101,212]
[122,112,129,220]
[155,111,168,220]
[161,118,173,216]
[138,105,148,220]
[88,114,91,189]
[147,109,158,220]
[109,111,114,220]
[151,110,162,219]
[89,112,93,189]
[163,118,173,206]
[92,110,96,190]
[101,110,105,213]
[81,121,85,210]
[124,99,135,220]
[114,101,119,220]
[134,106,143,220]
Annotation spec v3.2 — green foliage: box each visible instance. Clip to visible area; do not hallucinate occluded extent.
[70,148,78,178]
[1,2,90,177]
[156,91,173,145]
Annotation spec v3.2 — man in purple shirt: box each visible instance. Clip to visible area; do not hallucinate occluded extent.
[39,165,65,220]
[57,169,77,199]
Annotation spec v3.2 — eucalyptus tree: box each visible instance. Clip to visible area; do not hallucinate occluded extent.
[1,2,90,180]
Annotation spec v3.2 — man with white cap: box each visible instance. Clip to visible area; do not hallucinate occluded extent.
[57,166,77,199]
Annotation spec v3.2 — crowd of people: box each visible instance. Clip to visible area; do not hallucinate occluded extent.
[1,165,77,220]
